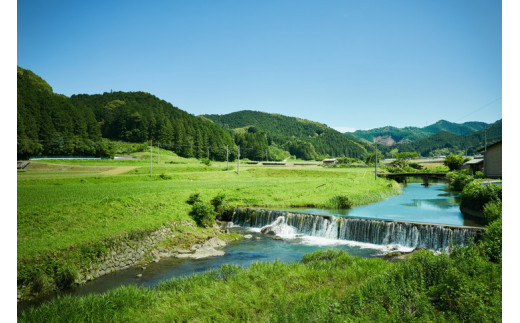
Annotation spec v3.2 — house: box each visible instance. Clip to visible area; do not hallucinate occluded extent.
[462,158,484,173]
[478,141,502,178]
[322,158,338,165]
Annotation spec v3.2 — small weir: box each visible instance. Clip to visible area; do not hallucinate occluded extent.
[232,207,483,250]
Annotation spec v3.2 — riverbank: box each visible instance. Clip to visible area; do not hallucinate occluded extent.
[18,163,401,301]
[19,248,501,322]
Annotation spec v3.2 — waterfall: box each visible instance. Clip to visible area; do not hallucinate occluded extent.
[232,207,483,250]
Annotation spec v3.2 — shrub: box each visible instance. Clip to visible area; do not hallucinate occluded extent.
[460,181,502,212]
[189,201,216,227]
[446,171,474,191]
[474,171,484,179]
[159,173,172,180]
[55,264,79,290]
[484,200,502,224]
[210,192,226,210]
[444,154,470,171]
[201,158,211,166]
[480,218,502,263]
[327,195,353,209]
[186,193,202,205]
[30,271,54,294]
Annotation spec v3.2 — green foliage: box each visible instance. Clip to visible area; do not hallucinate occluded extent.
[204,110,369,159]
[200,158,211,166]
[189,201,216,227]
[398,120,502,157]
[460,181,502,212]
[159,173,172,180]
[186,193,202,205]
[394,151,420,159]
[55,264,79,290]
[326,195,353,209]
[481,218,502,263]
[446,170,475,191]
[20,248,501,322]
[484,200,502,224]
[444,153,470,171]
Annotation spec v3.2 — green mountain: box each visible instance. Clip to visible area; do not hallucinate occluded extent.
[347,120,490,145]
[17,66,103,158]
[396,120,501,157]
[202,110,369,160]
[17,66,236,160]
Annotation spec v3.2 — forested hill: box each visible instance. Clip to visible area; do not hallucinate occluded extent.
[347,120,490,145]
[395,119,502,156]
[70,92,236,160]
[17,66,236,160]
[202,110,368,160]
[17,67,103,158]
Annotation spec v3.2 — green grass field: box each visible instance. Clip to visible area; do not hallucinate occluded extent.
[18,159,399,259]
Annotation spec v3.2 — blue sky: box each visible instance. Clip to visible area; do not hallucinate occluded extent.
[17,0,502,131]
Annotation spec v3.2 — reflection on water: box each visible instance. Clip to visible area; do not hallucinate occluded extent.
[291,182,484,227]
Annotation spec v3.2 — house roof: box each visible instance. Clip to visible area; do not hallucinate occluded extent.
[322,158,338,162]
[464,159,484,165]
[477,140,502,153]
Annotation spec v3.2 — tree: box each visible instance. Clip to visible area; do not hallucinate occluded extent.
[444,153,470,171]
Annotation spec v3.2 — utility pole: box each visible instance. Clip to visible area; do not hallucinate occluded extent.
[374,140,378,180]
[484,127,488,176]
[157,143,160,164]
[149,140,152,177]
[226,145,229,170]
[237,146,241,174]
[345,147,349,163]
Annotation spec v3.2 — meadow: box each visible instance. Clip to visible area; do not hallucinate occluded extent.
[17,153,401,298]
[17,152,502,321]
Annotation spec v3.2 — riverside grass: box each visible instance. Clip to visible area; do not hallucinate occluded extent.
[17,160,401,296]
[19,249,501,322]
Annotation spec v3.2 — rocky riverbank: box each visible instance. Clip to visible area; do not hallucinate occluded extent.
[18,221,242,302]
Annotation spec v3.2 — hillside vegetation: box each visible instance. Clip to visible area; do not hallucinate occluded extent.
[347,119,490,144]
[203,110,369,160]
[17,66,236,160]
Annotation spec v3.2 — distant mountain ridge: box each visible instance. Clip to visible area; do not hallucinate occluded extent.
[347,120,490,145]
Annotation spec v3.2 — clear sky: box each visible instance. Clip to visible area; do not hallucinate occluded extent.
[17,0,502,131]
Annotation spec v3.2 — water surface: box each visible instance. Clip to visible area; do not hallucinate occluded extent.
[291,182,484,227]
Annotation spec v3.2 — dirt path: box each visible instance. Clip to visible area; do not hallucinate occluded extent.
[99,166,137,175]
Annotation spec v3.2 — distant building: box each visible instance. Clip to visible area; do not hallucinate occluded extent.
[478,141,502,178]
[463,158,484,173]
[322,158,338,165]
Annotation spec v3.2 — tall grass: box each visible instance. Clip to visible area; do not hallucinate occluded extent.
[19,248,501,322]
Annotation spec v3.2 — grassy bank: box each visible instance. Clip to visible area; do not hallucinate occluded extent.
[19,248,501,322]
[18,160,400,298]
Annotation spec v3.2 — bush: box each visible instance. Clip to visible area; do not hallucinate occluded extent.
[55,264,79,290]
[480,218,502,263]
[446,171,474,191]
[159,173,172,180]
[186,193,202,205]
[30,271,54,294]
[189,201,216,227]
[444,154,470,171]
[327,195,353,209]
[201,158,211,166]
[484,200,502,224]
[460,181,502,212]
[210,192,226,210]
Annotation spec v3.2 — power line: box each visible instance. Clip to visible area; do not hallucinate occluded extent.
[453,97,502,123]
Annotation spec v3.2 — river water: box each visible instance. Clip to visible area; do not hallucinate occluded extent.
[19,181,483,313]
